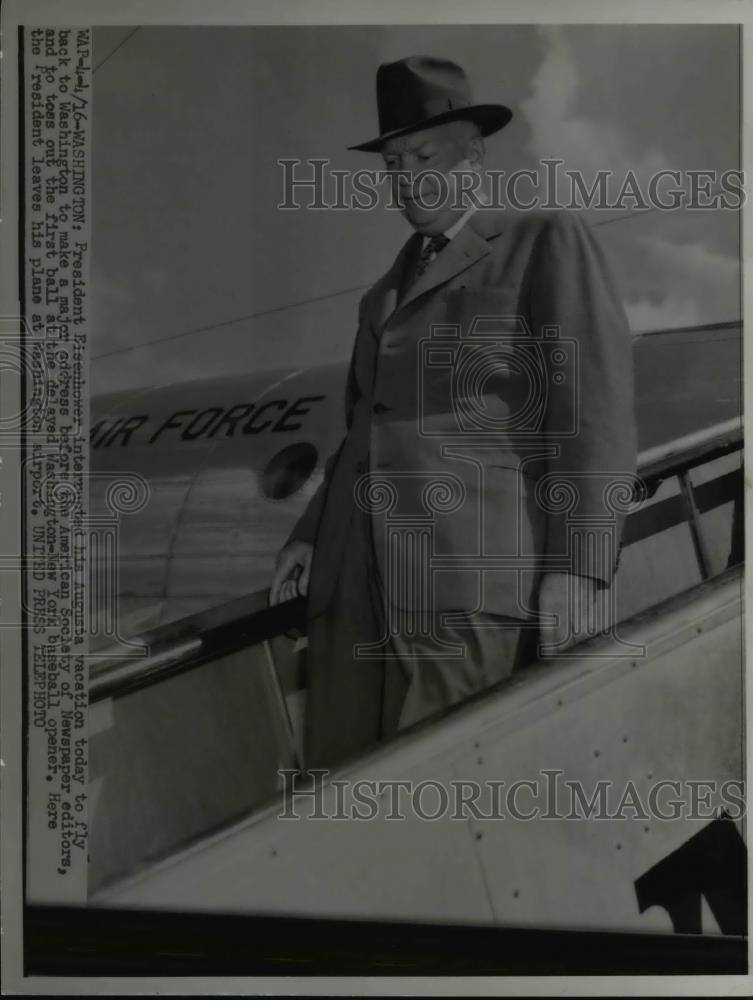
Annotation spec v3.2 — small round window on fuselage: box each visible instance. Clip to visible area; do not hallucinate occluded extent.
[261,442,318,500]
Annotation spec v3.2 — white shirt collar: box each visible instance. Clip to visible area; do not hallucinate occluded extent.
[422,200,480,246]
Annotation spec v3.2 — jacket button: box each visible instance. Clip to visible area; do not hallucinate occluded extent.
[373,402,390,414]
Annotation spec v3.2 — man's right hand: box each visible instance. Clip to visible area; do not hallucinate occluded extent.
[269,540,313,605]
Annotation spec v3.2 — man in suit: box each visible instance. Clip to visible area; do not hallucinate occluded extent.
[270,56,638,770]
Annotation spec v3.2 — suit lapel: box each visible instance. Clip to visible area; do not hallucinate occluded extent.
[371,232,422,334]
[398,221,493,313]
[369,209,507,336]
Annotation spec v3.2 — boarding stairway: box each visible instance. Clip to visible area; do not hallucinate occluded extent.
[84,417,743,904]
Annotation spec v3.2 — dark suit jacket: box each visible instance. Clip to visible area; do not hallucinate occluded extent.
[288,208,638,620]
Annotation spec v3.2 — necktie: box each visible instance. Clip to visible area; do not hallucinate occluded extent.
[415,234,450,278]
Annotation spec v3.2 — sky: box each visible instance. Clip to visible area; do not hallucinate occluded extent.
[90,23,741,395]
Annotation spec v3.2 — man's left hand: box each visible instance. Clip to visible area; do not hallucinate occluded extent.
[537,571,601,655]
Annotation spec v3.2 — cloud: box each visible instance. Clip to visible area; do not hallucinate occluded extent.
[623,295,701,333]
[520,27,740,332]
[520,26,668,187]
[621,233,740,331]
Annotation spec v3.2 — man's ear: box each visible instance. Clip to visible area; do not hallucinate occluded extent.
[469,136,485,169]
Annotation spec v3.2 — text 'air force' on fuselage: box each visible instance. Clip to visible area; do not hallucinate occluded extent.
[91,395,327,449]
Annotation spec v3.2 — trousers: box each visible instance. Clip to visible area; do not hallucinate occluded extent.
[303,504,538,771]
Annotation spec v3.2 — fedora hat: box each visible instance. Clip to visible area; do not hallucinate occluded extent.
[348,55,512,152]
